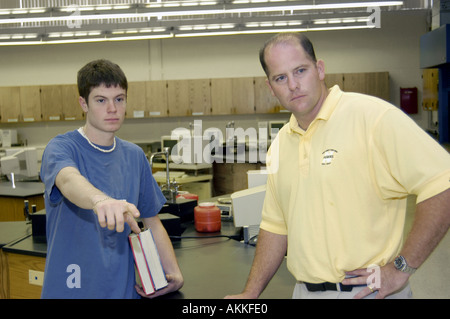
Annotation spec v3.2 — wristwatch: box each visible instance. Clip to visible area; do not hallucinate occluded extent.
[394,255,417,274]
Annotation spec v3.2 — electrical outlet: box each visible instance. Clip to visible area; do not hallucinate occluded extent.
[29,270,44,286]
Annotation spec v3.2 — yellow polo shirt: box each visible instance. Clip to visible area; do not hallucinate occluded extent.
[260,85,450,284]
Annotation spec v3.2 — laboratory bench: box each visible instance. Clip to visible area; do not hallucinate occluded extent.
[0,181,45,222]
[0,217,294,299]
[0,220,42,299]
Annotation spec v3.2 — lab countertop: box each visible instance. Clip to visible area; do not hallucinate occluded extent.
[166,222,294,299]
[0,181,44,197]
[0,221,31,248]
[1,219,294,299]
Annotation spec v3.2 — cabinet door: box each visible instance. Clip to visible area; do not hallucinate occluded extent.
[20,86,41,122]
[126,81,147,118]
[61,84,84,120]
[254,77,281,113]
[422,69,438,111]
[232,77,255,114]
[6,252,46,299]
[167,80,190,117]
[189,79,211,116]
[211,78,233,115]
[343,72,390,101]
[0,87,21,123]
[146,80,168,117]
[40,85,63,121]
[325,73,344,89]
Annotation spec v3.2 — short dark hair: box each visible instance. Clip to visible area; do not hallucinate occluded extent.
[259,33,317,76]
[77,59,128,101]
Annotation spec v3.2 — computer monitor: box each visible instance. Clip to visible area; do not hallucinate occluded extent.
[231,184,266,228]
[1,147,39,180]
[231,184,266,244]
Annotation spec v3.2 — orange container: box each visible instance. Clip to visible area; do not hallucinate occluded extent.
[194,202,221,233]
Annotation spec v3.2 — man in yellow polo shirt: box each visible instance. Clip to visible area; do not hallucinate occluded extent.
[226,33,450,299]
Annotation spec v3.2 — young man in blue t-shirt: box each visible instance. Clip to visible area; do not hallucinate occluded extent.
[40,59,183,298]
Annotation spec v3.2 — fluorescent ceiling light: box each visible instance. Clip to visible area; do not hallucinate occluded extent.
[113,5,131,10]
[0,33,174,46]
[175,23,373,37]
[0,1,404,25]
[11,10,28,14]
[29,9,46,14]
[311,25,373,31]
[246,20,303,27]
[0,1,405,45]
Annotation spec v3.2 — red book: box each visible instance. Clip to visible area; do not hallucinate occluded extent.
[129,228,168,295]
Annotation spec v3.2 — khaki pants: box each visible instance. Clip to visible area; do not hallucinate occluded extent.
[292,282,413,299]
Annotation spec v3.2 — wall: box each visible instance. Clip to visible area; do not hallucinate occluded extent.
[0,10,431,149]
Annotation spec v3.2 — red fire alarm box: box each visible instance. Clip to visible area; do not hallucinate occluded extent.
[400,87,418,114]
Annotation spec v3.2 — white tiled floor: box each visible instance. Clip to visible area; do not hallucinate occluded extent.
[407,142,450,299]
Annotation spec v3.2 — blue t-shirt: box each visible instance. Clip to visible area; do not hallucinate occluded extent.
[40,130,166,299]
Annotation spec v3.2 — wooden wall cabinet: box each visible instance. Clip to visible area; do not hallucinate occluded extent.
[210,78,233,115]
[0,87,21,123]
[167,79,213,117]
[0,86,42,123]
[325,72,390,101]
[232,77,255,114]
[126,81,147,118]
[342,72,390,101]
[146,80,168,117]
[211,77,255,115]
[188,79,211,116]
[254,77,281,113]
[41,85,84,121]
[0,72,390,122]
[422,68,438,111]
[325,73,344,89]
[20,86,42,123]
[40,85,63,121]
[61,84,84,121]
[167,80,191,117]
[40,85,85,122]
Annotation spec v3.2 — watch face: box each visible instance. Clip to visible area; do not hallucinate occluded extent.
[394,256,404,269]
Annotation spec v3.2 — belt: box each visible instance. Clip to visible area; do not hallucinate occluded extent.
[304,282,354,292]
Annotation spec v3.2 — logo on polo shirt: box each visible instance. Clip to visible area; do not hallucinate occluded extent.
[321,149,338,165]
